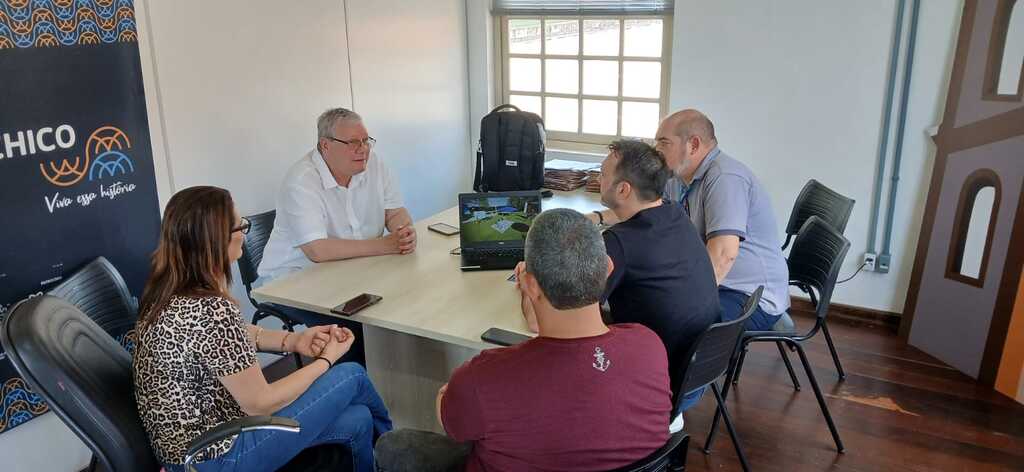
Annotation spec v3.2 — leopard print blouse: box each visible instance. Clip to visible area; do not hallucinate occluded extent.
[132,295,257,465]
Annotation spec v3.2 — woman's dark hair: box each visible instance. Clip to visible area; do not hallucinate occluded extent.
[137,186,236,327]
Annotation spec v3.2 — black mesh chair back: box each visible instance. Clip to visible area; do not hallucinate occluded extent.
[608,430,688,472]
[676,287,763,403]
[788,216,851,322]
[1,295,159,472]
[47,257,137,343]
[238,210,276,303]
[782,179,854,249]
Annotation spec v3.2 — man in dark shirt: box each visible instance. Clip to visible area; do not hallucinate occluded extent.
[375,209,672,472]
[595,139,720,417]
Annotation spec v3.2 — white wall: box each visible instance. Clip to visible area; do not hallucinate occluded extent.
[668,0,962,313]
[467,0,496,165]
[0,1,472,470]
[143,0,353,212]
[346,0,472,219]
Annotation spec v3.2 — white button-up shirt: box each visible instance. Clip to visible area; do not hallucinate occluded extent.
[257,149,404,282]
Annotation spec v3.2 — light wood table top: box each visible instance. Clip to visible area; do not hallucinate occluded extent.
[253,190,604,350]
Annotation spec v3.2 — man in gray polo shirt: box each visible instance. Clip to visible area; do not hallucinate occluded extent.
[655,109,789,330]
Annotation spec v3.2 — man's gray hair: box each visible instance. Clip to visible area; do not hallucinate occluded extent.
[525,208,607,310]
[317,107,363,139]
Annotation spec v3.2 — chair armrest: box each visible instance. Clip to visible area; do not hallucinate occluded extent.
[253,303,302,330]
[608,431,688,472]
[184,416,299,470]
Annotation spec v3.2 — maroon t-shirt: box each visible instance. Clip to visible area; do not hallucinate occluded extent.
[441,323,671,471]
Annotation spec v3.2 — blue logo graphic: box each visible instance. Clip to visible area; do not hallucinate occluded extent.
[88,150,134,181]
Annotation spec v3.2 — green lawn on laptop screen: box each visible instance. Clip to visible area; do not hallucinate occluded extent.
[460,196,538,243]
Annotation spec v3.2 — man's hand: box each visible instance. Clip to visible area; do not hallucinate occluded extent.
[383,225,417,255]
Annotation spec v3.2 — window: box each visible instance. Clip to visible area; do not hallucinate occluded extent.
[985,0,1024,100]
[498,16,672,149]
[946,169,1001,287]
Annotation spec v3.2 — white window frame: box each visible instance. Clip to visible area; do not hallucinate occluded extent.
[496,15,673,152]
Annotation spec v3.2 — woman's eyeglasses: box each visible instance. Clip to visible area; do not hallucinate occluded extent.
[231,217,251,235]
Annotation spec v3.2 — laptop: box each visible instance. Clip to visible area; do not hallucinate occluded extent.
[458,191,542,271]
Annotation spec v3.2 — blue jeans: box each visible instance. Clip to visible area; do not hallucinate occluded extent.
[168,363,393,472]
[269,303,366,366]
[718,287,782,331]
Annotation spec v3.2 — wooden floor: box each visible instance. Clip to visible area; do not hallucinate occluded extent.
[265,314,1024,471]
[683,314,1024,471]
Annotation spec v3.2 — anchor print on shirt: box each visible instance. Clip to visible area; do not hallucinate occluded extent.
[592,347,611,372]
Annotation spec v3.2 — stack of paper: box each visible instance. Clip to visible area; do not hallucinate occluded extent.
[543,159,601,191]
[585,169,602,193]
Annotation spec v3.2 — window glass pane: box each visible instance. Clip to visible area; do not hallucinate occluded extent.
[582,60,618,96]
[997,2,1024,95]
[623,19,662,57]
[545,19,579,55]
[545,97,579,132]
[959,186,996,279]
[545,59,579,94]
[509,95,542,118]
[509,19,541,54]
[509,58,541,92]
[583,19,619,56]
[622,61,661,99]
[621,102,659,138]
[582,100,618,136]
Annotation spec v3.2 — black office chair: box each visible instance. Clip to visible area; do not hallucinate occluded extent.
[608,430,689,472]
[676,286,762,472]
[47,257,138,352]
[713,217,850,453]
[237,210,304,368]
[775,179,855,382]
[781,179,855,250]
[0,295,351,472]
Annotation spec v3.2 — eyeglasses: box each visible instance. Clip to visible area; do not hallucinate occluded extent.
[326,136,376,150]
[231,217,251,235]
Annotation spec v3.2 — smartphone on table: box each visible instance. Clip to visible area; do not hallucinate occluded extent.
[428,222,459,236]
[331,293,382,317]
[481,327,531,346]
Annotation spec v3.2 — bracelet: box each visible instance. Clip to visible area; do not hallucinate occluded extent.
[253,326,264,350]
[315,356,334,370]
[592,210,605,226]
[280,332,292,354]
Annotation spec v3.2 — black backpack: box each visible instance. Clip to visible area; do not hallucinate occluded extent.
[474,104,545,192]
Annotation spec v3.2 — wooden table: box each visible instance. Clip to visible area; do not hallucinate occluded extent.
[253,190,603,430]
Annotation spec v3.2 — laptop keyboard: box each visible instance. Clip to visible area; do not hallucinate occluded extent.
[471,247,523,259]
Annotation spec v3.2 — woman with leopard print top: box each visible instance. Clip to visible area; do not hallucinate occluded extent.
[132,186,392,472]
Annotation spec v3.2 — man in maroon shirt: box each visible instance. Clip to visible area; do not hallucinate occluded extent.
[375,208,672,472]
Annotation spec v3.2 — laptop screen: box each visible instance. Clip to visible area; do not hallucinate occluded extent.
[458,192,541,247]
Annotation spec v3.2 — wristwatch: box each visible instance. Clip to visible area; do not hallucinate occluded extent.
[592,210,605,226]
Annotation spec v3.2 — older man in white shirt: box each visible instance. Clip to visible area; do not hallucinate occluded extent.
[258,107,416,364]
[260,108,415,281]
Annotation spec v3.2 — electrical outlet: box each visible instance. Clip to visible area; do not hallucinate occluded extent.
[863,252,877,272]
[877,253,891,273]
